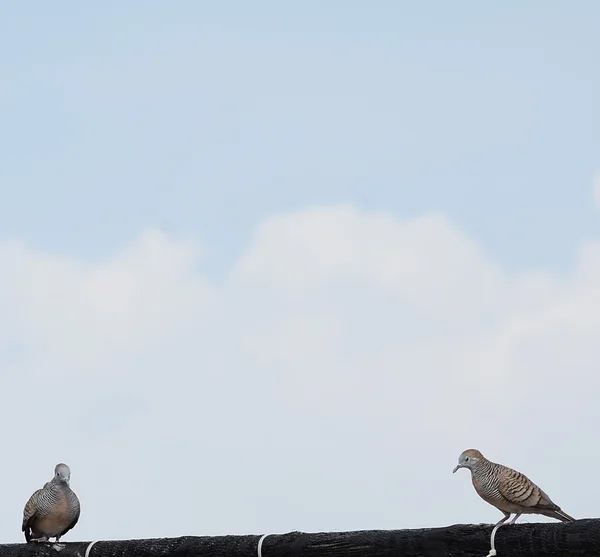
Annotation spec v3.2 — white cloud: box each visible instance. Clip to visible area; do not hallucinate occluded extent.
[0,206,597,542]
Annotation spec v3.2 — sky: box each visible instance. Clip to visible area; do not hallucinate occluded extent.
[0,0,599,545]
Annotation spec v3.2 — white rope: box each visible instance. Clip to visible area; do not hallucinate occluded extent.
[257,533,274,557]
[486,517,509,557]
[84,540,100,557]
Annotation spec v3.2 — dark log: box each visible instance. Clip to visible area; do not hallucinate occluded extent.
[1,520,599,557]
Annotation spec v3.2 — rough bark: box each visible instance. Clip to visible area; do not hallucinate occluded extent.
[1,520,599,557]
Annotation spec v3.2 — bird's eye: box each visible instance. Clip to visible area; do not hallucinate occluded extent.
[465,456,470,461]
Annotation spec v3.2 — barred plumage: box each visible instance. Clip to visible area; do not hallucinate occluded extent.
[453,449,574,556]
[453,449,574,522]
[22,463,80,544]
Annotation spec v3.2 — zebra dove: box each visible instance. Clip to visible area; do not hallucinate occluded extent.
[453,449,574,556]
[22,463,81,546]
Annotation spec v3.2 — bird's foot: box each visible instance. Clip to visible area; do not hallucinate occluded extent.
[486,550,497,557]
[52,543,66,552]
[30,537,49,543]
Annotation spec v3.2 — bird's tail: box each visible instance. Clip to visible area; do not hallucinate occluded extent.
[549,508,576,522]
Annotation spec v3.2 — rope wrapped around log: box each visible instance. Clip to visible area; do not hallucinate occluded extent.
[0,520,599,557]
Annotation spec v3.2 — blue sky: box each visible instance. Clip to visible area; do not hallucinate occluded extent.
[1,2,600,544]
[1,1,598,275]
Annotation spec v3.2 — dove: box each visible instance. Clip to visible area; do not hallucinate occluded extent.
[453,449,574,556]
[22,463,81,547]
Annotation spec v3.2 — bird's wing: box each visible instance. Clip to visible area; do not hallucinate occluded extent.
[59,492,80,538]
[22,489,41,531]
[58,509,79,538]
[497,467,558,511]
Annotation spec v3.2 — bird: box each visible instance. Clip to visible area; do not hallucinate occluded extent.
[22,463,81,547]
[453,449,574,556]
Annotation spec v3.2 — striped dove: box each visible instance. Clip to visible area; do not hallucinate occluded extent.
[453,449,574,556]
[22,463,81,547]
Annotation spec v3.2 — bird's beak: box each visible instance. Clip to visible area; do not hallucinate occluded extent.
[453,464,461,474]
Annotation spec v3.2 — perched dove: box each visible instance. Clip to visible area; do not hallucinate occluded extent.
[22,463,81,545]
[453,449,574,556]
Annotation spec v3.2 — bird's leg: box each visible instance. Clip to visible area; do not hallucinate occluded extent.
[507,513,522,525]
[51,535,66,551]
[52,536,66,551]
[486,513,511,557]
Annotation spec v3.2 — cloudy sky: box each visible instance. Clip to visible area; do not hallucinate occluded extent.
[1,0,599,545]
